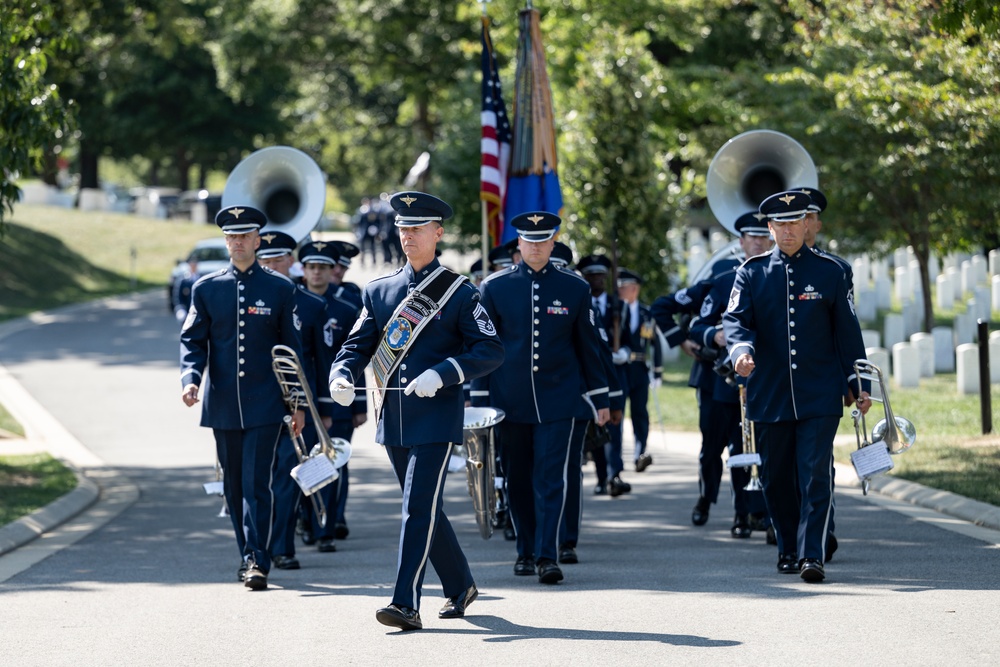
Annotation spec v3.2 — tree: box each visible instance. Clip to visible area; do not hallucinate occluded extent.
[0,1,75,228]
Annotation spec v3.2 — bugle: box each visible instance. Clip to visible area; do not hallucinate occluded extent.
[849,359,916,494]
[461,407,505,540]
[727,384,763,492]
[271,345,353,527]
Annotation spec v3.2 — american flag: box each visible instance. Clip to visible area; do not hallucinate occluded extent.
[480,15,511,247]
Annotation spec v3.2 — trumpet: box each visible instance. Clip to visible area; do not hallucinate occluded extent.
[271,345,352,527]
[849,359,916,494]
[461,407,505,540]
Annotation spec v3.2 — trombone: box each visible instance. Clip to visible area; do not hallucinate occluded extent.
[850,359,916,494]
[271,344,352,528]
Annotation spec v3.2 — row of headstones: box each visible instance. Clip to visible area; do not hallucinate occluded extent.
[863,330,1000,396]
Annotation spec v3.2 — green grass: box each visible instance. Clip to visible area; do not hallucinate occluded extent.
[0,203,223,321]
[0,402,25,438]
[652,357,1000,506]
[0,453,78,526]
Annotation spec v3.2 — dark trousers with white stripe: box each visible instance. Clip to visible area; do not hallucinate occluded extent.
[214,424,282,573]
[756,416,839,562]
[558,418,590,549]
[385,442,473,611]
[501,418,576,564]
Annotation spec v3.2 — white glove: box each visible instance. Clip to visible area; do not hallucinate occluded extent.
[329,377,356,407]
[404,369,443,398]
[651,377,662,389]
[611,346,630,365]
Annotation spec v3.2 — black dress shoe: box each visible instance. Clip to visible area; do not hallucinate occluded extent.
[730,514,752,539]
[558,545,578,564]
[334,523,350,540]
[317,538,337,553]
[237,560,248,582]
[301,526,316,546]
[503,524,516,541]
[593,482,607,495]
[243,564,268,590]
[765,525,777,545]
[799,558,825,582]
[691,496,711,526]
[272,554,300,570]
[826,533,838,562]
[635,452,653,472]
[376,604,423,631]
[513,555,536,576]
[536,559,564,584]
[608,475,631,497]
[438,583,478,619]
[777,553,799,574]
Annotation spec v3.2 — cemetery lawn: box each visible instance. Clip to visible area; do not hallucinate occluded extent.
[654,358,1000,507]
[0,453,78,526]
[0,402,24,438]
[1,203,221,321]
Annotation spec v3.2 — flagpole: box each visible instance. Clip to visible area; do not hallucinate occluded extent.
[480,0,491,278]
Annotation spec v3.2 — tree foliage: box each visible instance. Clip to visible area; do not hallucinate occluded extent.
[0,1,75,228]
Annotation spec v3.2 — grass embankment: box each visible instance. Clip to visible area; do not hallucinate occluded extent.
[0,453,77,526]
[0,203,222,321]
[652,357,1000,507]
[0,403,24,438]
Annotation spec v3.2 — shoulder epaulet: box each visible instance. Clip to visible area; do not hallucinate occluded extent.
[194,267,227,285]
[298,288,326,306]
[368,267,404,285]
[739,251,770,269]
[261,266,295,285]
[481,265,518,284]
[556,265,588,285]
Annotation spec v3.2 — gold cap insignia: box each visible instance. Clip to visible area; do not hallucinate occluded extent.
[527,214,544,226]
[231,207,245,218]
[779,194,796,205]
[754,213,768,222]
[313,242,327,251]
[261,233,276,243]
[400,195,417,207]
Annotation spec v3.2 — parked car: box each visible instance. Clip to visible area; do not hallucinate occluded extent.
[167,237,230,312]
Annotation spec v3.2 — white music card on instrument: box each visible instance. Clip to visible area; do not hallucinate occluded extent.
[291,455,338,496]
[727,453,762,468]
[203,481,224,495]
[851,442,894,481]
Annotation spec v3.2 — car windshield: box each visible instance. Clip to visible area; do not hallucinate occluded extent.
[189,246,229,262]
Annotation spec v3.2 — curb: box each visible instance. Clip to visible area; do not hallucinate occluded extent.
[860,468,1000,531]
[0,466,100,556]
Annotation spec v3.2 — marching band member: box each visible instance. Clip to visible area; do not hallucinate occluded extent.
[180,206,304,590]
[255,231,333,570]
[723,190,871,583]
[473,212,610,585]
[329,191,503,631]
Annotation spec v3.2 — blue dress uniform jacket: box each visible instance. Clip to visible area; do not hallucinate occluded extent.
[311,284,366,421]
[472,263,610,420]
[723,246,869,423]
[181,263,304,429]
[329,259,504,446]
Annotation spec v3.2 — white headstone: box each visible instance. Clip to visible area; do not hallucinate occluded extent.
[901,299,920,338]
[687,245,706,280]
[974,286,992,322]
[954,310,974,347]
[892,342,921,388]
[871,258,889,282]
[936,273,954,311]
[971,255,988,287]
[956,343,980,395]
[709,230,729,253]
[874,276,892,310]
[932,326,955,372]
[910,332,935,377]
[853,256,871,286]
[989,249,1000,278]
[894,266,910,303]
[865,347,890,400]
[993,275,1000,317]
[687,229,705,250]
[884,313,906,352]
[190,202,208,224]
[928,252,939,283]
[947,266,962,300]
[78,188,105,212]
[862,329,881,350]
[961,260,973,296]
[893,247,909,271]
[855,289,877,323]
[990,332,1000,384]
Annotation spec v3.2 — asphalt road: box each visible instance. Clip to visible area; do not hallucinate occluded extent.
[1,272,999,666]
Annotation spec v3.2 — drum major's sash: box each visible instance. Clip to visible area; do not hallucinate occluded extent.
[371,266,467,419]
